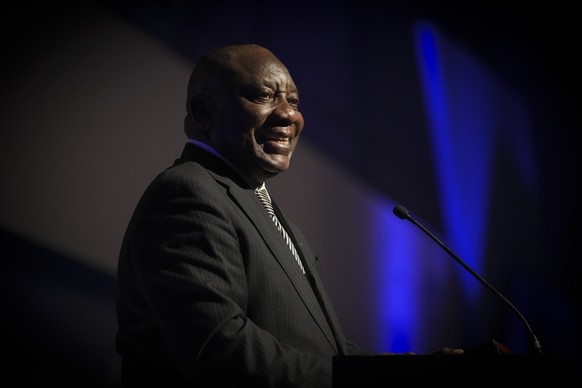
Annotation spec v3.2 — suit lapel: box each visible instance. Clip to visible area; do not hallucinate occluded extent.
[274,202,348,355]
[226,185,340,353]
[177,142,341,353]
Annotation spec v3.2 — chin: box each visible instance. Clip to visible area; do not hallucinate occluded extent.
[254,152,289,172]
[267,159,291,174]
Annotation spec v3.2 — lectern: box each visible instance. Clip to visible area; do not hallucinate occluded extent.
[332,353,557,387]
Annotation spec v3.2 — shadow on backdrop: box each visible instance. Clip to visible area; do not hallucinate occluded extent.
[2,227,121,387]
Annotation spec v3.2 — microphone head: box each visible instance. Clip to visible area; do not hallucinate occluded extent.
[393,205,409,220]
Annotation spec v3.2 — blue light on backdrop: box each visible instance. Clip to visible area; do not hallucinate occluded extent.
[375,21,538,352]
[414,20,537,292]
[374,198,416,353]
[415,22,489,303]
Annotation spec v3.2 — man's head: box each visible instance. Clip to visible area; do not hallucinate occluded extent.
[185,44,304,186]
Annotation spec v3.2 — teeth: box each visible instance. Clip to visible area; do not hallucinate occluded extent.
[266,135,290,143]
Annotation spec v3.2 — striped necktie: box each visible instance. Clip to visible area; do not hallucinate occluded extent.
[255,187,306,275]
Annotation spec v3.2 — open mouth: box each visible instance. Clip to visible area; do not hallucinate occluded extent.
[259,131,295,155]
[262,133,292,146]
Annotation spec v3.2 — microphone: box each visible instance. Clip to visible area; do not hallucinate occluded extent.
[392,204,543,355]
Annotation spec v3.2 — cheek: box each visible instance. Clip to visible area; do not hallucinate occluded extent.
[219,99,259,127]
[246,102,272,123]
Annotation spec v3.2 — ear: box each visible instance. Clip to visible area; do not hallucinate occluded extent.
[190,95,213,132]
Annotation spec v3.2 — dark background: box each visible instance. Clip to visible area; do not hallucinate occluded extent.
[2,1,579,385]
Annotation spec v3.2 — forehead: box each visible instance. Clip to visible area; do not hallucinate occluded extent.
[227,51,297,90]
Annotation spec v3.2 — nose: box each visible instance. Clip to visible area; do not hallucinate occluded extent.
[272,97,301,126]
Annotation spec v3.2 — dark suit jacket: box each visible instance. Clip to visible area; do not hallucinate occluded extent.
[116,142,365,387]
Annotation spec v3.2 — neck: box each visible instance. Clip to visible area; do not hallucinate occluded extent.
[187,139,270,188]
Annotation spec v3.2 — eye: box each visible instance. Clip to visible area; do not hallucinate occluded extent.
[243,86,274,103]
[288,96,300,107]
[258,90,273,100]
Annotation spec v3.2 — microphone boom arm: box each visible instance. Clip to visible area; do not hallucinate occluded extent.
[393,205,543,355]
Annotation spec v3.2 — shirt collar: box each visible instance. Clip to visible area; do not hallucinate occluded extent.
[187,139,263,189]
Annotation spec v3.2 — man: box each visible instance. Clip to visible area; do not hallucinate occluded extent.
[116,44,368,388]
[115,43,460,388]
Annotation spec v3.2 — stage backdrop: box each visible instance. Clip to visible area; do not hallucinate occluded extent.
[1,1,579,386]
